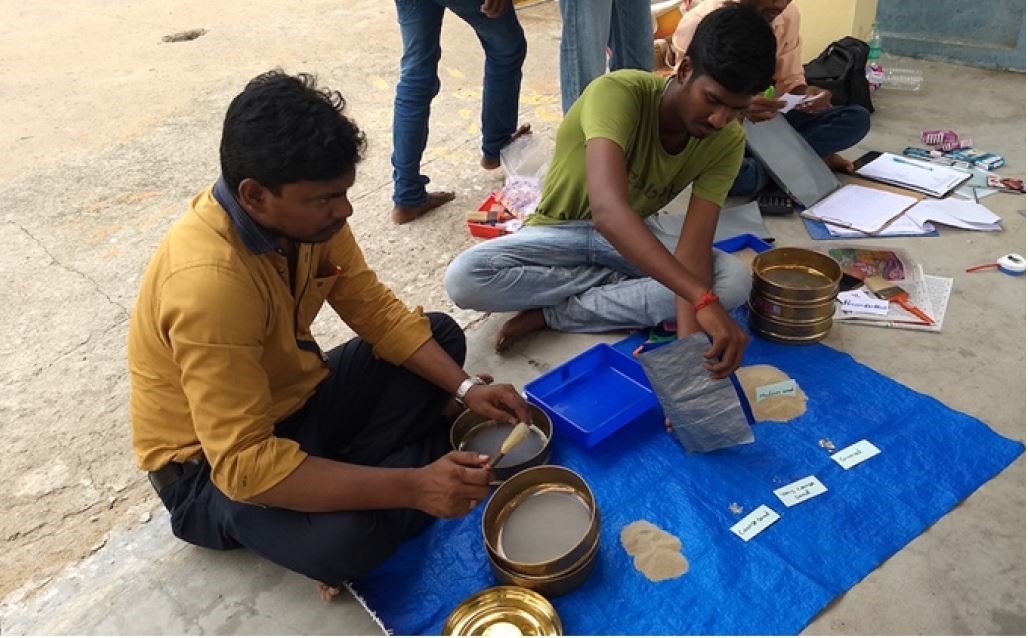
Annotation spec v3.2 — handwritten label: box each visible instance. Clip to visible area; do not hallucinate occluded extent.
[773,476,828,507]
[831,440,881,470]
[756,379,798,402]
[730,505,781,542]
[838,290,890,316]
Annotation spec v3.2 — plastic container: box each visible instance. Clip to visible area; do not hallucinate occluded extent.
[883,67,923,91]
[524,344,660,448]
[865,22,883,92]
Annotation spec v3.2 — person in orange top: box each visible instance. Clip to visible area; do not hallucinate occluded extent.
[128,70,530,600]
[673,0,871,196]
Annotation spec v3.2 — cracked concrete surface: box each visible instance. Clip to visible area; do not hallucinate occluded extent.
[0,0,1024,635]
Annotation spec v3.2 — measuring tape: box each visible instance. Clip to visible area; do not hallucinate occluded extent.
[966,253,1026,276]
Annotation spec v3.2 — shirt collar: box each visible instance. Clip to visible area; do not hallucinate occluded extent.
[212,177,282,255]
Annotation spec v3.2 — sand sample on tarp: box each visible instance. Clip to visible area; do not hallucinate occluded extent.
[620,520,688,582]
[736,364,808,422]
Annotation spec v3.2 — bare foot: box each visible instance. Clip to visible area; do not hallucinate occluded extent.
[495,309,546,353]
[824,153,854,173]
[391,191,456,225]
[481,123,533,170]
[316,582,342,602]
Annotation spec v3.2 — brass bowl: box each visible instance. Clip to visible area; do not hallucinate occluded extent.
[451,405,553,485]
[751,247,842,305]
[482,466,600,578]
[487,529,599,598]
[442,586,563,636]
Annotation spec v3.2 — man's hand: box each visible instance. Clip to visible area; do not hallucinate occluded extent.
[795,86,832,114]
[413,451,491,519]
[480,0,510,18]
[746,96,784,123]
[463,380,532,426]
[694,303,748,379]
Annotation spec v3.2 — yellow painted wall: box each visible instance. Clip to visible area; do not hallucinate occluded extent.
[795,0,879,61]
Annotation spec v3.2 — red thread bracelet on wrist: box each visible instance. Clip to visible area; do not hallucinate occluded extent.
[693,290,719,313]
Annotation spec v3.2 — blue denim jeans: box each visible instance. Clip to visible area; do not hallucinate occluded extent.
[444,218,750,333]
[558,0,653,113]
[730,104,872,197]
[392,0,526,207]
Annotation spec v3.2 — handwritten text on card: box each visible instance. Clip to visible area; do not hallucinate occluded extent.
[773,476,828,507]
[730,505,781,542]
[831,440,881,469]
[756,379,798,402]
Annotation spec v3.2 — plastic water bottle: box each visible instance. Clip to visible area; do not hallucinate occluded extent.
[883,67,924,91]
[865,22,884,92]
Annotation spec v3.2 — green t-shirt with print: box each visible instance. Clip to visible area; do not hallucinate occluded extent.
[527,70,745,226]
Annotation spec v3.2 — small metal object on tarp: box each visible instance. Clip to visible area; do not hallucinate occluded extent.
[442,586,562,636]
[636,333,755,454]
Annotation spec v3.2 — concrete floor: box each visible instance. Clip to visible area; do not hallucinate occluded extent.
[0,0,1024,635]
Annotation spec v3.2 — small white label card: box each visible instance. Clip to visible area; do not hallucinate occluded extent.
[838,290,890,316]
[831,439,881,470]
[773,475,828,507]
[756,379,797,402]
[730,505,781,542]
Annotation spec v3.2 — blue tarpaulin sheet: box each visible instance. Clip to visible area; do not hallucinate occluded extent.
[352,320,1023,635]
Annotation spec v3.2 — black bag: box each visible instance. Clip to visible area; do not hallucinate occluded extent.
[803,36,875,113]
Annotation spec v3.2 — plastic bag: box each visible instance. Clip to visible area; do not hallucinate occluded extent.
[636,333,754,454]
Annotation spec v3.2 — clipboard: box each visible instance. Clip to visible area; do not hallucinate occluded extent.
[853,151,972,198]
[797,181,922,236]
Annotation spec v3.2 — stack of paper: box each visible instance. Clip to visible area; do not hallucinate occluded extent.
[856,152,969,197]
[834,266,953,333]
[905,199,1002,231]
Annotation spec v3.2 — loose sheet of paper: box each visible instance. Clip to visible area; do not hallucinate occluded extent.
[805,184,918,234]
[730,505,780,542]
[835,270,952,333]
[831,440,881,469]
[905,198,1002,231]
[777,91,825,113]
[773,476,828,507]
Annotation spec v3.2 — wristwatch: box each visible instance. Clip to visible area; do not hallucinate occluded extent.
[455,375,487,406]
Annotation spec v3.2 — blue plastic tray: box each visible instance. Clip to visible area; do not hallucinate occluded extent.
[713,233,774,254]
[524,344,661,448]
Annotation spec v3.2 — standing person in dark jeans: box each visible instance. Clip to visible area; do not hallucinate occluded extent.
[390,0,529,224]
[672,0,872,196]
[558,0,653,114]
[128,71,530,601]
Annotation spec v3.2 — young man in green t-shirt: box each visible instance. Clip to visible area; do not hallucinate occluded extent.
[445,5,776,378]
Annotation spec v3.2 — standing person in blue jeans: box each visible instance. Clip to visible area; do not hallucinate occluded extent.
[673,0,871,196]
[559,0,653,114]
[391,0,529,224]
[445,5,777,377]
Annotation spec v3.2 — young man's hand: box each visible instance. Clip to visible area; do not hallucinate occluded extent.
[795,86,832,114]
[480,0,511,18]
[745,96,784,122]
[463,381,532,426]
[413,451,491,519]
[695,303,748,378]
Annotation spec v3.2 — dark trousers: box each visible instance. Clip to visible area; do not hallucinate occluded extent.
[729,104,873,197]
[155,312,465,586]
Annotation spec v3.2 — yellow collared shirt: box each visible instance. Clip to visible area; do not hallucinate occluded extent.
[128,185,431,502]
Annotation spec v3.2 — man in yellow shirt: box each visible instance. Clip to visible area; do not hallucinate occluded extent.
[672,0,871,195]
[128,71,529,598]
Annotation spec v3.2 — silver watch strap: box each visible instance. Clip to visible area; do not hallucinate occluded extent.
[455,375,486,403]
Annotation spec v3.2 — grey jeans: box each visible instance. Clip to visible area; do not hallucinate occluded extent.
[444,217,750,332]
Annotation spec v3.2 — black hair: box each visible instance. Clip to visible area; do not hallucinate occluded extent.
[220,70,367,194]
[686,4,777,95]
